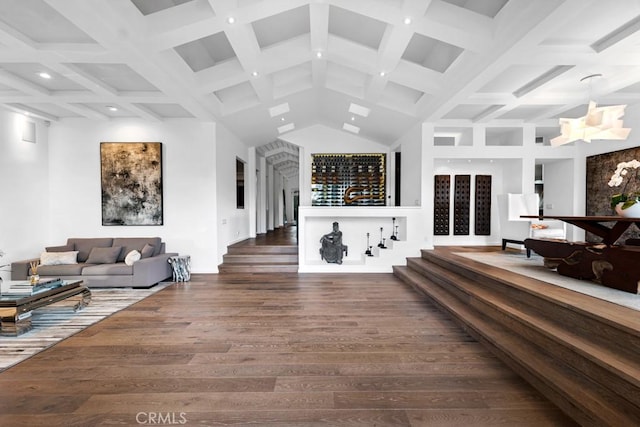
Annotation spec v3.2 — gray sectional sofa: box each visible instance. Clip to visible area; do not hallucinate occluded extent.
[11,237,177,288]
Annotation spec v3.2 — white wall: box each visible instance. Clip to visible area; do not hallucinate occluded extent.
[0,111,51,281]
[216,124,251,264]
[395,123,421,206]
[46,118,219,274]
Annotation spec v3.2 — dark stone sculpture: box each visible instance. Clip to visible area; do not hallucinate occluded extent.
[320,222,348,264]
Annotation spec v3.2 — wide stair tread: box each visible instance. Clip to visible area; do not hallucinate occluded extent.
[220,240,298,273]
[405,256,640,391]
[393,254,640,426]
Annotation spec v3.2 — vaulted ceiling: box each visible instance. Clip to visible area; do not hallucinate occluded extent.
[1,0,640,151]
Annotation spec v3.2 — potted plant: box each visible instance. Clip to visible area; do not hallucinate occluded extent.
[608,159,640,217]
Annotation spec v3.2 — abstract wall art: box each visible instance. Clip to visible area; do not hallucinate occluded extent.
[100,142,163,226]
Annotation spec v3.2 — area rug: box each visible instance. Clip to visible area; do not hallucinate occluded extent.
[455,251,640,312]
[0,282,172,372]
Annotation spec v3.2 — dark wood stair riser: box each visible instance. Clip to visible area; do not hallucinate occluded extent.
[222,254,298,264]
[416,250,640,360]
[404,258,640,408]
[393,249,640,426]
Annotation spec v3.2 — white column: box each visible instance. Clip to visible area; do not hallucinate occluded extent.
[247,147,257,238]
[267,162,274,231]
[257,156,267,234]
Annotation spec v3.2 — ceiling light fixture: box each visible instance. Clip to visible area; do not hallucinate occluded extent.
[343,123,360,134]
[403,17,412,25]
[106,106,118,112]
[349,103,370,117]
[252,71,259,77]
[38,72,51,79]
[269,103,290,117]
[227,16,235,24]
[379,71,386,77]
[316,51,322,58]
[278,123,295,134]
[551,74,631,147]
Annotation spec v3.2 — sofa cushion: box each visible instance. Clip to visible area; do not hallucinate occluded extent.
[125,250,141,266]
[85,246,122,264]
[68,238,114,263]
[141,243,155,259]
[112,237,162,262]
[46,244,74,253]
[38,263,90,276]
[81,263,133,276]
[40,251,79,266]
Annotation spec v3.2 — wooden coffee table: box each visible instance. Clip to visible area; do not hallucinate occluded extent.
[0,280,91,336]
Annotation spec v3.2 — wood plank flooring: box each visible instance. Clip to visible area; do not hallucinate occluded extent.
[0,270,575,426]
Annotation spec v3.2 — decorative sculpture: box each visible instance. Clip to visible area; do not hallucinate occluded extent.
[378,227,387,249]
[365,233,373,256]
[320,222,348,264]
[390,217,398,241]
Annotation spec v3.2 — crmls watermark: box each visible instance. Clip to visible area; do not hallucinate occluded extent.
[136,412,188,425]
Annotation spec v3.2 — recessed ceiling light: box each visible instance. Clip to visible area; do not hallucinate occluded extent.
[252,71,259,77]
[106,106,118,112]
[316,51,322,58]
[38,72,51,79]
[403,17,412,25]
[280,117,285,121]
[379,71,386,77]
[227,16,235,24]
[350,116,355,121]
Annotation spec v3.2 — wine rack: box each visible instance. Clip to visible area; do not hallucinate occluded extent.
[311,153,386,206]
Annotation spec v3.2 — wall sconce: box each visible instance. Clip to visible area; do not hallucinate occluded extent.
[22,120,36,143]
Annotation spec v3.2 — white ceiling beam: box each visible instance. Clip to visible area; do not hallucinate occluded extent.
[310,2,329,90]
[43,0,218,121]
[0,70,50,96]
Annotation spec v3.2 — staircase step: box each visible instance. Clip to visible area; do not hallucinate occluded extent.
[393,249,640,426]
[227,245,297,255]
[218,264,298,273]
[222,253,298,264]
[405,257,640,405]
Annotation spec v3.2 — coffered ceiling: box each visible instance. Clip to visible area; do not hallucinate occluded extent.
[1,0,640,150]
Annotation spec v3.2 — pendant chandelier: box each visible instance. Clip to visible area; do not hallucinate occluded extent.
[550,74,631,147]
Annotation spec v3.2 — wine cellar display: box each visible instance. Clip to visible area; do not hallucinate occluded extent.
[474,175,492,235]
[434,175,450,235]
[311,153,386,206]
[453,175,471,235]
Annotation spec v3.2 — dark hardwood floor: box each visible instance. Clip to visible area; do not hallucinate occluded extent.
[0,228,575,426]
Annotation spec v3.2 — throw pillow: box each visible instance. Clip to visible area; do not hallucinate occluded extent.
[141,243,155,259]
[125,250,141,266]
[40,251,79,266]
[45,243,74,253]
[85,246,122,264]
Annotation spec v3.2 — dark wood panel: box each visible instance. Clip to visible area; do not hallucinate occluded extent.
[475,174,492,235]
[434,175,450,235]
[454,175,471,235]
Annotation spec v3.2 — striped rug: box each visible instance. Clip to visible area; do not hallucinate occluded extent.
[0,282,172,372]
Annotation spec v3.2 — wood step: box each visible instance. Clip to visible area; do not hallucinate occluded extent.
[227,244,297,255]
[218,264,299,273]
[222,253,298,264]
[405,257,640,407]
[393,248,640,426]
